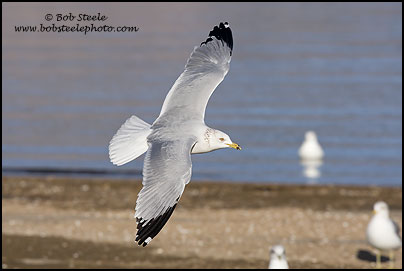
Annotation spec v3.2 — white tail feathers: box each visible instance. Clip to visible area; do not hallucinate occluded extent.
[109,115,152,166]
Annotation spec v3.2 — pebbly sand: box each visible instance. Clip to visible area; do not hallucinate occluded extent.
[2,176,402,269]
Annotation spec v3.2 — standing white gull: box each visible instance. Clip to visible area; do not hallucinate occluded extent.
[268,245,289,269]
[109,22,241,247]
[298,131,324,160]
[366,201,402,268]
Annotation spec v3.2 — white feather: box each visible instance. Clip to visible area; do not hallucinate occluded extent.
[109,115,151,166]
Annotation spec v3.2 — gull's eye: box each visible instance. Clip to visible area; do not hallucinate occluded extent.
[219,138,225,142]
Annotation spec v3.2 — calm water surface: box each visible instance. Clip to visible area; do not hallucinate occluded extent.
[2,3,402,186]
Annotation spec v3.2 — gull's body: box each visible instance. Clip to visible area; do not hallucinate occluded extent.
[109,22,240,246]
[298,131,324,160]
[268,245,289,269]
[366,201,402,268]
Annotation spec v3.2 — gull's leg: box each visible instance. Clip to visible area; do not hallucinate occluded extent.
[376,250,381,269]
[388,250,395,269]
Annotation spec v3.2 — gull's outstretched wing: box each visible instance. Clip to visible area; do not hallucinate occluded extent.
[158,22,233,120]
[134,137,197,246]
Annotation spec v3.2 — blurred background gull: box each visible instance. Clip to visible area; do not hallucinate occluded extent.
[268,244,289,269]
[2,2,402,187]
[299,131,324,184]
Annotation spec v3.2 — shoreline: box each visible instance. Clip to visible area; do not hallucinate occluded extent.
[4,167,402,188]
[2,175,402,269]
[2,175,402,211]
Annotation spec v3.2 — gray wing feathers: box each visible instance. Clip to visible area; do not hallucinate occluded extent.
[185,38,231,74]
[135,138,195,222]
[158,37,232,120]
[134,138,195,246]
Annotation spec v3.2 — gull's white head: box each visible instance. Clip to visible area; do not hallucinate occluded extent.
[305,130,318,141]
[373,201,389,217]
[269,245,289,269]
[271,245,286,258]
[192,128,241,154]
[212,129,241,151]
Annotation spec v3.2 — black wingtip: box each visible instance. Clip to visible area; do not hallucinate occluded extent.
[135,204,178,247]
[201,22,233,55]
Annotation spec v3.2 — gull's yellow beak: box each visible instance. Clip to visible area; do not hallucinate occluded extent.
[372,210,377,215]
[227,143,241,150]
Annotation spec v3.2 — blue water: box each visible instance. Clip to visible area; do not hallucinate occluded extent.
[2,3,402,186]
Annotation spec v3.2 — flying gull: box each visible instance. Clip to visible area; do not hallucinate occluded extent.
[109,22,241,246]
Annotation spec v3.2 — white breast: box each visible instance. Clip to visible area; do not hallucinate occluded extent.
[299,131,324,160]
[366,215,402,250]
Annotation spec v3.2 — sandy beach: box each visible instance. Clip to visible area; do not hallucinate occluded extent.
[2,176,402,269]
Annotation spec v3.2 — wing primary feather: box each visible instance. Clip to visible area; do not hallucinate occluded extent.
[135,203,178,246]
[200,22,233,55]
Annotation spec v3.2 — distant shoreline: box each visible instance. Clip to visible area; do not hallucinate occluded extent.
[2,166,142,176]
[2,168,403,188]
